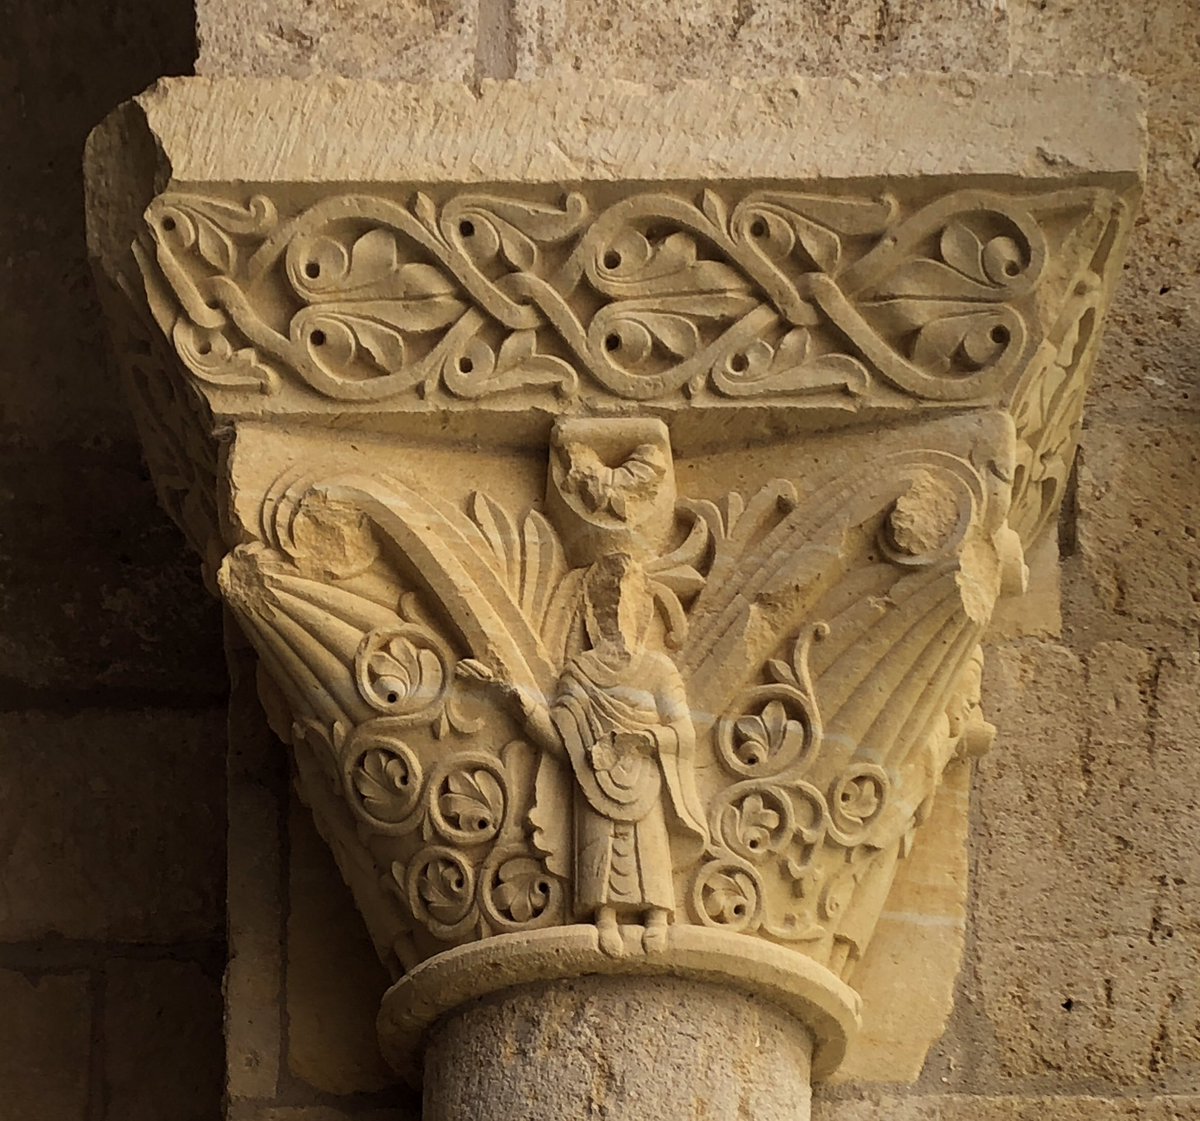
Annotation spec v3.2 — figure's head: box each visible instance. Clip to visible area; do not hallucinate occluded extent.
[582,553,653,654]
[547,418,676,566]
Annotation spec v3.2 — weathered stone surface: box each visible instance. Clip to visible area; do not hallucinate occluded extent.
[812,1094,1200,1120]
[424,974,814,1121]
[195,0,476,80]
[1151,651,1200,942]
[1069,420,1200,630]
[990,531,1063,640]
[89,73,1143,193]
[0,970,91,1121]
[287,795,393,1095]
[979,641,1162,943]
[84,71,1141,1109]
[975,934,1200,1088]
[975,641,1200,1088]
[835,759,971,1084]
[1011,0,1200,417]
[513,0,1010,81]
[229,1109,401,1121]
[0,708,226,941]
[104,958,224,1121]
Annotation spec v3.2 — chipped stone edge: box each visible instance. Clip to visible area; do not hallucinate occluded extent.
[118,73,1144,187]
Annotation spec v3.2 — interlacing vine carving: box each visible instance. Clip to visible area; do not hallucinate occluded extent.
[134,185,1124,410]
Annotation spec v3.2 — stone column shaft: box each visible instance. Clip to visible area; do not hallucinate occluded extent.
[424,975,813,1121]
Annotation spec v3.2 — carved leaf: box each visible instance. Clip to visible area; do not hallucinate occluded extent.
[442,768,504,836]
[939,222,987,283]
[349,316,407,373]
[491,857,552,924]
[414,856,473,924]
[637,312,702,358]
[412,192,438,232]
[471,491,520,586]
[195,216,236,273]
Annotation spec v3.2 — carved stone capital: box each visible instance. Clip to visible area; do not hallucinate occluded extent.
[86,75,1142,1112]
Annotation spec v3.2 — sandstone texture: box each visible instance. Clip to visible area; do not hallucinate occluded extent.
[2,0,1195,1117]
[79,51,1164,1121]
[195,0,477,81]
[511,0,1011,81]
[424,974,814,1121]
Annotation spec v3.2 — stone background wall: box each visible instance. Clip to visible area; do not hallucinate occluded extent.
[4,0,1198,1118]
[1,2,226,1119]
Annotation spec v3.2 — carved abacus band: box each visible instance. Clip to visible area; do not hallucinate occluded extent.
[136,185,1125,413]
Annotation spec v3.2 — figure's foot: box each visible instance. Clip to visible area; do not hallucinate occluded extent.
[597,909,624,957]
[642,909,668,954]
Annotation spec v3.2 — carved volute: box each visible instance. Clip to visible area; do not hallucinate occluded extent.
[85,76,1143,1111]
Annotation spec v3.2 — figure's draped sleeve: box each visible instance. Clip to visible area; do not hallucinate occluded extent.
[650,654,710,843]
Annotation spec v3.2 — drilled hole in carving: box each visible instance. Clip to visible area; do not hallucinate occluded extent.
[990,325,1010,346]
[311,329,327,347]
[729,352,749,373]
[1003,259,1020,277]
[603,249,621,269]
[604,333,621,353]
[386,691,399,704]
[458,356,474,374]
[459,220,475,238]
[197,341,212,356]
[305,261,321,279]
[749,218,767,237]
[205,298,220,310]
[732,903,747,918]
[162,216,176,232]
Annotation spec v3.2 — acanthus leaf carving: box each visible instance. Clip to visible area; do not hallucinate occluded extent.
[217,414,1022,985]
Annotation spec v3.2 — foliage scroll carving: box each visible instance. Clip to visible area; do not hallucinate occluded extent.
[133,185,1127,415]
[220,415,1021,982]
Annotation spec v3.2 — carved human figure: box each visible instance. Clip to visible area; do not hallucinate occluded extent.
[520,553,707,954]
[462,418,708,953]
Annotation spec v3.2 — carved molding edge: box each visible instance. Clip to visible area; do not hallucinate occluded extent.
[84,76,1143,1089]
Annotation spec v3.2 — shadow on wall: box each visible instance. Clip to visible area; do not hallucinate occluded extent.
[0,0,226,704]
[0,4,228,1121]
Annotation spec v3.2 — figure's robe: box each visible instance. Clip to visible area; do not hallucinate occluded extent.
[544,646,708,916]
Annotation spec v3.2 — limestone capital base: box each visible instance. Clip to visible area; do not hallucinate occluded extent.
[379,923,858,1085]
